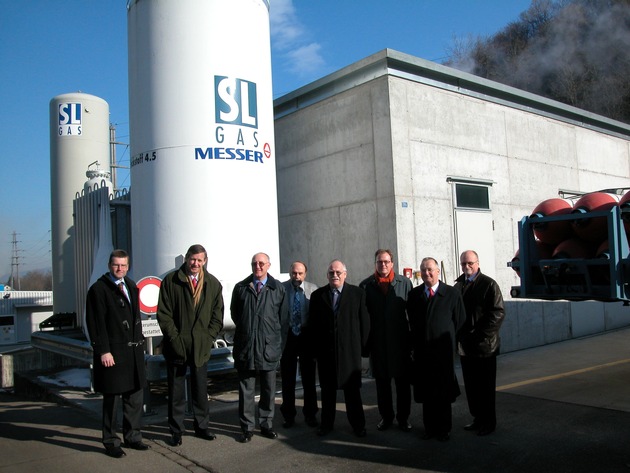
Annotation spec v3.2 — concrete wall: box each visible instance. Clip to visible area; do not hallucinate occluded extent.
[274,50,630,352]
[275,78,392,285]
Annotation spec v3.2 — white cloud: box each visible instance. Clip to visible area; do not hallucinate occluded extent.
[270,0,325,77]
[285,42,325,75]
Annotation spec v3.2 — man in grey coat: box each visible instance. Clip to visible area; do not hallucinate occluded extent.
[360,249,413,433]
[280,261,319,428]
[231,252,288,443]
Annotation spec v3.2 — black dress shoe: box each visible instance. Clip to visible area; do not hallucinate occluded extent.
[317,426,332,437]
[354,428,367,438]
[124,440,150,450]
[398,421,412,432]
[376,419,393,431]
[260,428,278,439]
[169,433,182,446]
[464,421,481,431]
[305,416,319,427]
[104,446,126,458]
[195,430,217,441]
[283,418,295,428]
[239,431,253,443]
[477,426,495,436]
[437,433,450,442]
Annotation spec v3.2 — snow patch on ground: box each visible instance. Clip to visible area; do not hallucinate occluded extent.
[37,368,91,389]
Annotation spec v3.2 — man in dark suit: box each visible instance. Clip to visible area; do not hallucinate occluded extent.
[157,244,224,447]
[455,250,505,436]
[309,259,370,437]
[86,249,148,458]
[360,249,413,433]
[280,261,319,428]
[407,257,465,442]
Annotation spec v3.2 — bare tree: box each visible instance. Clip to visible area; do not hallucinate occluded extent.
[20,270,53,291]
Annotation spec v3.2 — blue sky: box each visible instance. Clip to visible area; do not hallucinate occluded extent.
[0,0,532,281]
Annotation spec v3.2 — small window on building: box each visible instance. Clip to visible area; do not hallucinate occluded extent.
[455,183,490,210]
[0,316,14,327]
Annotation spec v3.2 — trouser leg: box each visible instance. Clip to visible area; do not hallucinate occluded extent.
[258,369,276,430]
[122,387,144,443]
[375,377,394,422]
[102,393,120,447]
[319,385,337,429]
[299,352,319,419]
[280,335,298,422]
[167,361,187,435]
[190,362,209,432]
[238,370,256,432]
[394,374,411,423]
[343,385,365,432]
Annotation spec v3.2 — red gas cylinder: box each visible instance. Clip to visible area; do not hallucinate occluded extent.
[571,192,618,243]
[530,198,573,245]
[552,237,594,259]
[511,241,553,278]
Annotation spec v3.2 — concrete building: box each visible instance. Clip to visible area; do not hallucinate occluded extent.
[274,49,630,353]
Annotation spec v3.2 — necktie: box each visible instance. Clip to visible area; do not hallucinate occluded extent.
[192,277,198,289]
[292,289,302,336]
[428,287,434,298]
[118,282,128,301]
[256,281,263,294]
[332,289,340,314]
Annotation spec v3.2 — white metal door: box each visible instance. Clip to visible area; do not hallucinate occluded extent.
[454,209,496,280]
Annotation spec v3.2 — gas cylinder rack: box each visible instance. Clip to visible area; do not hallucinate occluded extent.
[509,204,630,302]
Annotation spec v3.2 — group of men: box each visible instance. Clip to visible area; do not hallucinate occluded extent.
[85,245,504,457]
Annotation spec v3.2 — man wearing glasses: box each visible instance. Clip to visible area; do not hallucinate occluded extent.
[360,249,413,433]
[309,260,370,437]
[230,252,288,443]
[454,250,505,436]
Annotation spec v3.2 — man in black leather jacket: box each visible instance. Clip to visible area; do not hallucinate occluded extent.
[454,250,505,437]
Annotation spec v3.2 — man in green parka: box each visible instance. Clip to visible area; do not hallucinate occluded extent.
[157,244,224,447]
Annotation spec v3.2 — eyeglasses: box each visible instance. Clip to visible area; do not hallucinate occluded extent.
[327,270,345,276]
[460,261,478,267]
[251,262,268,267]
[110,264,128,268]
[376,260,392,265]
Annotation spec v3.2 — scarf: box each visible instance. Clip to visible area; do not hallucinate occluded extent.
[375,270,395,295]
[189,269,205,308]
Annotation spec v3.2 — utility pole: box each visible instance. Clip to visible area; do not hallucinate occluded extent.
[10,231,21,290]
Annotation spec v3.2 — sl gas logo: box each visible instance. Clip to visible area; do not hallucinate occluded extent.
[58,102,82,136]
[214,77,258,129]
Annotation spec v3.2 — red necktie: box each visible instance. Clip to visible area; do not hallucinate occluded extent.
[429,287,434,298]
[192,277,198,289]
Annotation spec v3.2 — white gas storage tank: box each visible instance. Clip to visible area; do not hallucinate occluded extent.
[50,92,111,315]
[127,0,278,331]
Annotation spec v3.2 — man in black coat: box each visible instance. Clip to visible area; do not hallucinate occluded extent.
[455,250,505,436]
[86,249,148,458]
[407,257,465,442]
[309,259,370,437]
[360,249,413,433]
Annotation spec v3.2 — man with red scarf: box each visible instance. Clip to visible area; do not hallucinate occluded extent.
[360,249,413,432]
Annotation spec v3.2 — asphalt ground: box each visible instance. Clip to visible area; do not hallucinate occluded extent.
[2,327,630,473]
